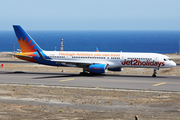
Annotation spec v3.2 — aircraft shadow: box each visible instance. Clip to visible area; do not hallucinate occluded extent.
[0,71,168,79]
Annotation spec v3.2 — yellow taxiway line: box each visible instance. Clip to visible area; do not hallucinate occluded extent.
[59,78,75,82]
[152,82,167,86]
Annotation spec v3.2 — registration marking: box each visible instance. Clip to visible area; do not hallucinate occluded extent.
[60,78,75,82]
[152,82,167,86]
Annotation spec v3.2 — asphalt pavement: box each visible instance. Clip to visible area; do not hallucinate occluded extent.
[0,71,179,91]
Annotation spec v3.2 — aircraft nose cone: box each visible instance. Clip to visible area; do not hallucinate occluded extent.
[172,62,176,67]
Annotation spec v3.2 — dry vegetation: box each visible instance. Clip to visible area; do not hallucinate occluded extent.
[0,84,179,120]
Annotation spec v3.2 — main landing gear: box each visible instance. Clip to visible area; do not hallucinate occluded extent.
[152,68,159,77]
[79,67,89,75]
[79,67,99,75]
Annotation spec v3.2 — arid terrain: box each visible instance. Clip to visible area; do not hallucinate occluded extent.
[0,84,179,120]
[0,52,180,119]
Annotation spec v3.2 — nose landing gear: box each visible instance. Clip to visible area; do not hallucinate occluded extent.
[152,68,159,77]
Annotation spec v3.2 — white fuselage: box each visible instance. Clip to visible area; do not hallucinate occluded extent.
[43,51,176,69]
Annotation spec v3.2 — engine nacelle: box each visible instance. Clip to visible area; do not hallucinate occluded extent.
[89,64,108,74]
[108,67,123,72]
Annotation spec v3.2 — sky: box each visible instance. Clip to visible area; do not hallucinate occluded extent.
[0,0,180,30]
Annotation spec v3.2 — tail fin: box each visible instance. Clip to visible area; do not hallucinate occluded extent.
[96,47,99,52]
[13,25,42,53]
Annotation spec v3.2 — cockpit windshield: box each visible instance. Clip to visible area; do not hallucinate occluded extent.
[164,58,171,61]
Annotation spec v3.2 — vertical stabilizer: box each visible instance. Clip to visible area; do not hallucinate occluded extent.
[13,25,42,53]
[96,47,99,52]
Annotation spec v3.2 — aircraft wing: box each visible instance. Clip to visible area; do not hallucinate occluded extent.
[52,59,92,65]
[51,59,111,66]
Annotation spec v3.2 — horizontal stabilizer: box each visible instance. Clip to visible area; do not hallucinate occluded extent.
[14,54,33,58]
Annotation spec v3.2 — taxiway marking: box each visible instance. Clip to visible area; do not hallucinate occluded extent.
[152,82,167,86]
[60,78,75,82]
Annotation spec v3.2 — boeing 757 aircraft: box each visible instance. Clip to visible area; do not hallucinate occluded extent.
[13,25,176,77]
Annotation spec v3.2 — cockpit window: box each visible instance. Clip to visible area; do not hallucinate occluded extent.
[164,58,168,61]
[164,58,171,61]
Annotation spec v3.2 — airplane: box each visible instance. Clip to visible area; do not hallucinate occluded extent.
[13,25,176,77]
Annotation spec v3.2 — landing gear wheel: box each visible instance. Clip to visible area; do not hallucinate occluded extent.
[152,74,156,77]
[79,72,88,75]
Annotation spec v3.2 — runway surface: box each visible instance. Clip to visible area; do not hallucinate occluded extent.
[0,71,180,91]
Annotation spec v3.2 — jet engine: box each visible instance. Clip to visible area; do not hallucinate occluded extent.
[89,64,108,74]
